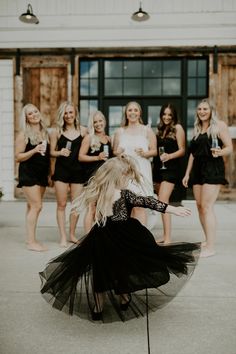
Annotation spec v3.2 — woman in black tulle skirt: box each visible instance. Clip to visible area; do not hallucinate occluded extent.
[40,155,200,323]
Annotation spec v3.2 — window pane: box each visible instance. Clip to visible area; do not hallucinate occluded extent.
[105,61,122,78]
[123,61,142,77]
[89,79,98,95]
[163,79,181,95]
[188,60,197,76]
[163,61,181,77]
[80,100,98,126]
[88,61,98,78]
[80,62,89,78]
[80,61,98,78]
[197,78,206,95]
[143,79,161,95]
[108,106,124,135]
[80,79,89,95]
[187,100,198,142]
[105,79,122,95]
[188,78,197,95]
[123,79,142,95]
[143,61,161,77]
[198,60,207,76]
[148,105,162,129]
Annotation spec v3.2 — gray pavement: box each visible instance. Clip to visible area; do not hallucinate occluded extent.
[0,200,236,354]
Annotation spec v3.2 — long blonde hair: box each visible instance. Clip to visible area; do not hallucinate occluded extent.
[88,110,106,153]
[121,101,144,127]
[73,155,141,226]
[20,104,48,145]
[193,99,219,139]
[56,101,80,134]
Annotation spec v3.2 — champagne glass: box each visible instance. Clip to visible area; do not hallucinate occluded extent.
[159,146,167,170]
[103,144,109,157]
[41,140,47,156]
[65,141,72,151]
[211,137,219,158]
[211,137,219,149]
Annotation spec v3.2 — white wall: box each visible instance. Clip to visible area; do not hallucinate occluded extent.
[0,0,235,48]
[0,60,15,200]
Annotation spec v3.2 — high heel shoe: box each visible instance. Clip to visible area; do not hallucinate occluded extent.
[120,294,132,311]
[91,307,103,321]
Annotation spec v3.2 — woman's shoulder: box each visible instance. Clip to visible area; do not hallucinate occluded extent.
[217,120,228,130]
[80,125,88,136]
[175,123,184,130]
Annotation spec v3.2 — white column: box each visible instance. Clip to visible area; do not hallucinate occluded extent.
[0,59,15,200]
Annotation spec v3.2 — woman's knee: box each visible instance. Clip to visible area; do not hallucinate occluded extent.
[57,201,67,211]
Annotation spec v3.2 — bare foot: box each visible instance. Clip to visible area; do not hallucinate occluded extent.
[156,240,170,246]
[201,241,207,247]
[69,237,79,244]
[27,242,47,252]
[59,240,68,248]
[200,249,216,258]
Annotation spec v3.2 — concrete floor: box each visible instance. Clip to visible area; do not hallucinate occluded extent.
[0,200,236,354]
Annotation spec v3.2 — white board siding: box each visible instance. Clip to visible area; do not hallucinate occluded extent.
[0,60,15,200]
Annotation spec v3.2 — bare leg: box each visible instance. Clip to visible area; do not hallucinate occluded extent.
[54,181,69,247]
[94,292,104,312]
[23,186,47,252]
[131,207,147,225]
[69,183,84,242]
[192,185,207,245]
[84,203,96,234]
[193,184,220,257]
[155,181,175,244]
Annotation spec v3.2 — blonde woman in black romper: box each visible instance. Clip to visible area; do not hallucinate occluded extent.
[15,104,50,252]
[50,102,87,247]
[183,99,232,257]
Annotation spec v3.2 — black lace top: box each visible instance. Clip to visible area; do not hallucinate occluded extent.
[110,189,167,222]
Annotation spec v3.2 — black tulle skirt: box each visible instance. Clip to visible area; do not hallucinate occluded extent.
[39,218,200,323]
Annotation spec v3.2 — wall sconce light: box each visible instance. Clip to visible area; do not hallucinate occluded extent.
[19,4,39,24]
[131,2,150,22]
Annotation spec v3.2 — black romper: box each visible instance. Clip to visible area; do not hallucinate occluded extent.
[52,135,85,184]
[17,140,50,188]
[82,141,113,184]
[153,136,181,184]
[40,189,200,323]
[189,133,227,185]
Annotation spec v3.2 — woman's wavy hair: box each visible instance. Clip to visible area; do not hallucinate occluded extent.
[20,104,48,144]
[88,110,106,153]
[73,155,141,226]
[157,103,178,139]
[121,101,144,127]
[56,101,80,134]
[193,98,219,139]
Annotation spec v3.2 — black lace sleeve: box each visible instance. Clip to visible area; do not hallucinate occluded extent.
[124,189,167,213]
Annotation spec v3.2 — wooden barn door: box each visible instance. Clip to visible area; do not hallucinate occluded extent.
[23,67,68,127]
[15,66,68,199]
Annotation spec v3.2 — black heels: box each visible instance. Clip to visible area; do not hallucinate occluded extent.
[120,294,132,311]
[91,307,103,321]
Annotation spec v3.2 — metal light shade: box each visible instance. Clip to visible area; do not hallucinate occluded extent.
[131,3,150,22]
[19,4,39,24]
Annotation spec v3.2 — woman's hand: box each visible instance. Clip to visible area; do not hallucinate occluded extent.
[97,152,108,161]
[135,148,147,158]
[116,147,125,156]
[210,147,221,158]
[60,148,71,157]
[182,175,189,188]
[166,205,191,217]
[159,152,169,162]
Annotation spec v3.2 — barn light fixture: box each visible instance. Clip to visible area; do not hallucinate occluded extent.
[19,4,39,24]
[131,2,150,22]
